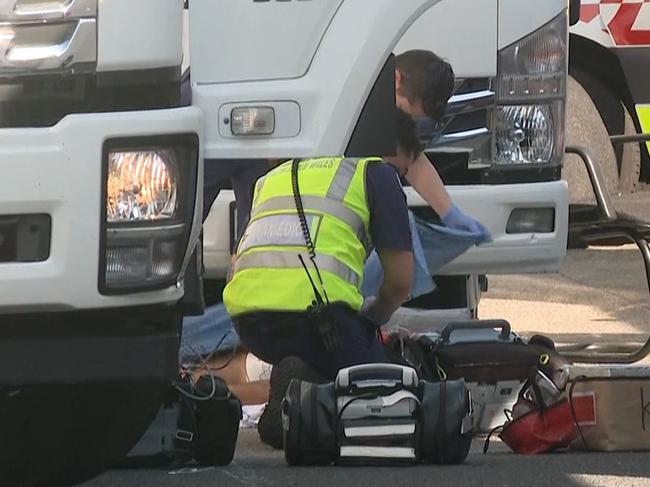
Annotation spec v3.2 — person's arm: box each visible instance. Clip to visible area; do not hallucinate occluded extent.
[361,162,414,325]
[404,152,452,217]
[405,154,491,241]
[364,249,413,325]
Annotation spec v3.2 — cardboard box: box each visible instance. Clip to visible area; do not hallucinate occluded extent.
[568,366,650,451]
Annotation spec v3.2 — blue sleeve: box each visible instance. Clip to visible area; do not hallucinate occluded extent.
[365,161,413,252]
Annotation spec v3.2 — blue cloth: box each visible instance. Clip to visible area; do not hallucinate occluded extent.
[361,211,435,299]
[179,304,240,362]
[415,215,488,272]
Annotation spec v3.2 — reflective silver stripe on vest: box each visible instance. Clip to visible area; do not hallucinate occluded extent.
[326,158,357,201]
[252,195,357,232]
[238,214,320,254]
[235,251,361,288]
[250,196,369,250]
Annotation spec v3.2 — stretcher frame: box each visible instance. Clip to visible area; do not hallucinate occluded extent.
[559,143,650,363]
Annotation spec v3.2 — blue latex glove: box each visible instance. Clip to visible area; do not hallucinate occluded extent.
[441,204,492,243]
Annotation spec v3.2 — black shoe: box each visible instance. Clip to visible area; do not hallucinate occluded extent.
[257,357,325,449]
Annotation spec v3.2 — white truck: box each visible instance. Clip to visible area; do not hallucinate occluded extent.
[195,0,576,318]
[0,1,203,485]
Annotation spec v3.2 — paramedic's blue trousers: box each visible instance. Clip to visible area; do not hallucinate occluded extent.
[234,304,389,380]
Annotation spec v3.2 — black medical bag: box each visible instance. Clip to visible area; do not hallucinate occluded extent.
[385,319,570,433]
[282,364,473,466]
[389,320,568,383]
[126,375,242,467]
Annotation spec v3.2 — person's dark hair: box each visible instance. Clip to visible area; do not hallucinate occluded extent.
[395,50,455,121]
[395,108,423,160]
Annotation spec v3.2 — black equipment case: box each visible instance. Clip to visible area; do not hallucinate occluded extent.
[282,364,473,466]
[391,319,569,432]
[126,375,242,467]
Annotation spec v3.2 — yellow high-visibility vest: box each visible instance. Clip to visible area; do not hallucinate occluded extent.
[223,157,377,317]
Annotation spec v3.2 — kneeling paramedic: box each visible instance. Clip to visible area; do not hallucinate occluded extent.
[223,110,421,448]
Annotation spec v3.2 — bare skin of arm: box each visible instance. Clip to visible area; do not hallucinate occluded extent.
[404,152,452,217]
[365,249,414,325]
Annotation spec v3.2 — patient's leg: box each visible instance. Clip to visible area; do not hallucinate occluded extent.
[229,381,270,405]
[191,350,271,405]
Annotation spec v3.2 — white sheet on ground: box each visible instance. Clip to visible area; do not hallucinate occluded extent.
[241,404,267,429]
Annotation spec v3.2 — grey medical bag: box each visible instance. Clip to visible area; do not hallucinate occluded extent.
[282,363,473,466]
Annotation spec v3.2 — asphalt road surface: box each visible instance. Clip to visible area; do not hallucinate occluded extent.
[84,430,650,487]
[83,191,650,487]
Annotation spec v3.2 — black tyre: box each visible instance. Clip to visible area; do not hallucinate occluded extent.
[565,76,620,202]
[0,381,167,487]
[570,68,641,194]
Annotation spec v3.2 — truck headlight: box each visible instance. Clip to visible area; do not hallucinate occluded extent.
[100,135,199,294]
[495,11,567,167]
[496,104,556,164]
[107,150,178,222]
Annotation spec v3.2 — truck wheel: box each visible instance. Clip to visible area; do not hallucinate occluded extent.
[619,105,642,194]
[47,381,167,487]
[567,70,642,195]
[565,76,620,203]
[0,381,167,487]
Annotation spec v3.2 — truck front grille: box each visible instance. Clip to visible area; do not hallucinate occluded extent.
[417,77,560,185]
[419,77,495,171]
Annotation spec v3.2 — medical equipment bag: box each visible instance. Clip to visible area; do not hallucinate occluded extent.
[282,363,473,466]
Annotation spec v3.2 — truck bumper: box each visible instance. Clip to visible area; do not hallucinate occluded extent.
[203,180,569,278]
[0,107,203,313]
[406,180,569,274]
[0,306,181,386]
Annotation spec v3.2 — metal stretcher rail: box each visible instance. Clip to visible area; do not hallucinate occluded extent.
[609,133,650,145]
[558,144,650,364]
